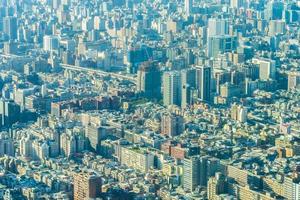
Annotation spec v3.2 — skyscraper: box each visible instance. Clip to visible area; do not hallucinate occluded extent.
[73,172,102,200]
[161,113,184,137]
[3,16,17,40]
[207,18,229,37]
[288,71,300,90]
[268,20,286,36]
[231,103,248,123]
[252,58,276,80]
[183,156,200,192]
[230,0,244,9]
[185,0,192,16]
[0,99,20,127]
[207,18,231,58]
[207,35,237,58]
[0,132,14,156]
[86,125,108,153]
[196,66,212,102]
[163,71,181,107]
[207,173,226,200]
[43,35,60,52]
[265,1,284,20]
[181,68,196,108]
[137,61,161,99]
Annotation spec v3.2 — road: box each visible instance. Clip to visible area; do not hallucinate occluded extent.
[60,64,137,83]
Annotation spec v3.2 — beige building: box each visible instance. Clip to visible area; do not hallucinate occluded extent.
[73,172,102,200]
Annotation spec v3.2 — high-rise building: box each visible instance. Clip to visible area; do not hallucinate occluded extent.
[120,146,154,173]
[207,18,229,37]
[0,99,21,127]
[265,1,284,20]
[183,156,200,192]
[163,71,181,106]
[181,68,196,108]
[196,66,212,102]
[0,132,14,156]
[252,58,276,80]
[207,173,226,200]
[288,71,300,90]
[86,125,108,153]
[207,35,237,58]
[230,0,244,9]
[43,35,60,52]
[3,16,17,40]
[161,113,184,137]
[137,61,161,99]
[73,172,102,200]
[60,133,76,157]
[207,18,230,58]
[20,135,32,160]
[231,103,247,123]
[185,0,192,16]
[268,20,286,36]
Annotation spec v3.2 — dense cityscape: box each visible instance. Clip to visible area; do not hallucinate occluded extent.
[0,0,300,199]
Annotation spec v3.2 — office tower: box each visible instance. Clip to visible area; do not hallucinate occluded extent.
[183,156,200,192]
[3,16,17,40]
[181,68,196,108]
[137,61,161,99]
[73,172,102,200]
[231,103,247,123]
[120,146,154,172]
[161,113,184,137]
[196,66,212,102]
[252,58,276,80]
[207,18,229,37]
[288,72,300,90]
[0,132,14,156]
[230,0,244,9]
[207,35,237,58]
[265,1,284,20]
[43,35,59,52]
[185,0,192,16]
[163,71,181,107]
[207,173,226,200]
[0,99,20,127]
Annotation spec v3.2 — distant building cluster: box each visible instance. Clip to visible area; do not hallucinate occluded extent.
[0,0,300,200]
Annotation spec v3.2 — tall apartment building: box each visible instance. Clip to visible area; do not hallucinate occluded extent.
[73,172,102,200]
[161,113,184,137]
[231,103,247,123]
[183,156,200,192]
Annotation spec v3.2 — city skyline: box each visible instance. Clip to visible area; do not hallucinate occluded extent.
[0,0,300,200]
